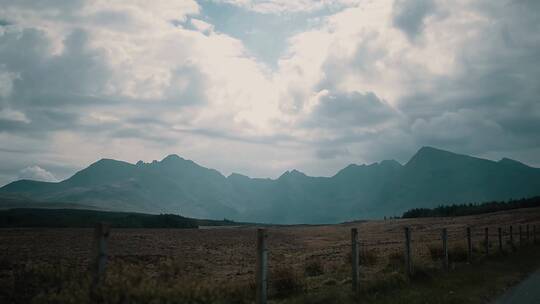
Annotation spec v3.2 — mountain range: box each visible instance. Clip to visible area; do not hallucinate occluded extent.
[1,146,540,224]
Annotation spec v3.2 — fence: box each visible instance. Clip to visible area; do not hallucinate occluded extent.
[90,221,539,303]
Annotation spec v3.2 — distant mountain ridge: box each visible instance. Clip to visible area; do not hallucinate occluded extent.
[2,146,540,224]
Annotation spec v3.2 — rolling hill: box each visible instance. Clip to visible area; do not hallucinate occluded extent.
[2,147,540,224]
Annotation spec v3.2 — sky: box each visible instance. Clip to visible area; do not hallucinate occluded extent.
[0,0,539,186]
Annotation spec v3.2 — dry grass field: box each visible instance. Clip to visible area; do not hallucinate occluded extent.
[1,207,540,303]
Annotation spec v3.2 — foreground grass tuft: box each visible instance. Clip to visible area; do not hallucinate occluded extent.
[304,259,324,277]
[271,266,305,298]
[1,260,254,304]
[2,245,540,304]
[282,245,540,304]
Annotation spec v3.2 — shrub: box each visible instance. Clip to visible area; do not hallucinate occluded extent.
[428,245,444,261]
[322,278,337,286]
[429,244,469,264]
[284,288,348,304]
[386,251,405,271]
[270,266,304,298]
[5,260,254,304]
[304,259,324,277]
[344,247,379,267]
[449,245,468,262]
[409,262,437,281]
[359,248,378,266]
[364,271,407,294]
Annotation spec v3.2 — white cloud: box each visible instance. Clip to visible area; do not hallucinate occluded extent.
[0,68,17,98]
[190,18,214,33]
[18,165,58,182]
[0,0,539,183]
[0,108,29,123]
[216,0,361,14]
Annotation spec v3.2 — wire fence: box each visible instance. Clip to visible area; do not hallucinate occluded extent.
[3,210,540,304]
[86,218,540,303]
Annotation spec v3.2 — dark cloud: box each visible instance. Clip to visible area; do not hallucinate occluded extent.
[317,31,386,91]
[0,25,208,140]
[164,64,208,105]
[4,29,111,109]
[1,0,540,185]
[0,0,85,14]
[392,0,436,40]
[303,91,399,129]
[0,27,112,138]
[395,0,540,157]
[171,127,301,146]
[290,0,540,167]
[315,148,350,159]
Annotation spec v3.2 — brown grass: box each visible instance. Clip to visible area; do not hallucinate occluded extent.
[270,266,304,298]
[1,207,539,303]
[304,258,324,277]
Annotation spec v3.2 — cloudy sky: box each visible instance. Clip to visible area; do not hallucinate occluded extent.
[0,0,539,185]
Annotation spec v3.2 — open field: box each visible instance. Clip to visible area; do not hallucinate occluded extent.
[1,207,540,303]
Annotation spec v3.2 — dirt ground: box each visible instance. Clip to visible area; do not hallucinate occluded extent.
[1,207,539,288]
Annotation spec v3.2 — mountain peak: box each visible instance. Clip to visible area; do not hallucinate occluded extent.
[416,146,449,155]
[227,172,250,180]
[279,169,307,179]
[95,158,119,164]
[406,146,463,167]
[91,158,132,168]
[161,154,184,162]
[158,154,199,167]
[499,157,529,168]
[65,158,135,186]
[379,159,402,168]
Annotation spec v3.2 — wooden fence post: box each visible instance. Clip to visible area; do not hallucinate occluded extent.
[519,226,523,247]
[467,227,472,263]
[91,222,110,291]
[442,228,448,270]
[498,227,503,252]
[256,228,268,304]
[404,227,413,277]
[526,224,530,244]
[351,228,359,293]
[484,227,489,256]
[510,225,514,249]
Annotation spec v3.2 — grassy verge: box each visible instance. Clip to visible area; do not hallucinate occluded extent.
[281,245,540,304]
[1,245,539,303]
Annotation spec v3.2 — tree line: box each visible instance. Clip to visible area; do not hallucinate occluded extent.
[402,196,540,218]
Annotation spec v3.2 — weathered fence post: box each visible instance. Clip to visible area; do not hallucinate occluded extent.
[442,228,448,270]
[484,227,489,256]
[510,225,514,248]
[351,228,359,293]
[91,222,110,292]
[519,226,523,247]
[526,224,530,244]
[498,227,503,252]
[256,228,268,304]
[404,227,413,277]
[467,227,472,263]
